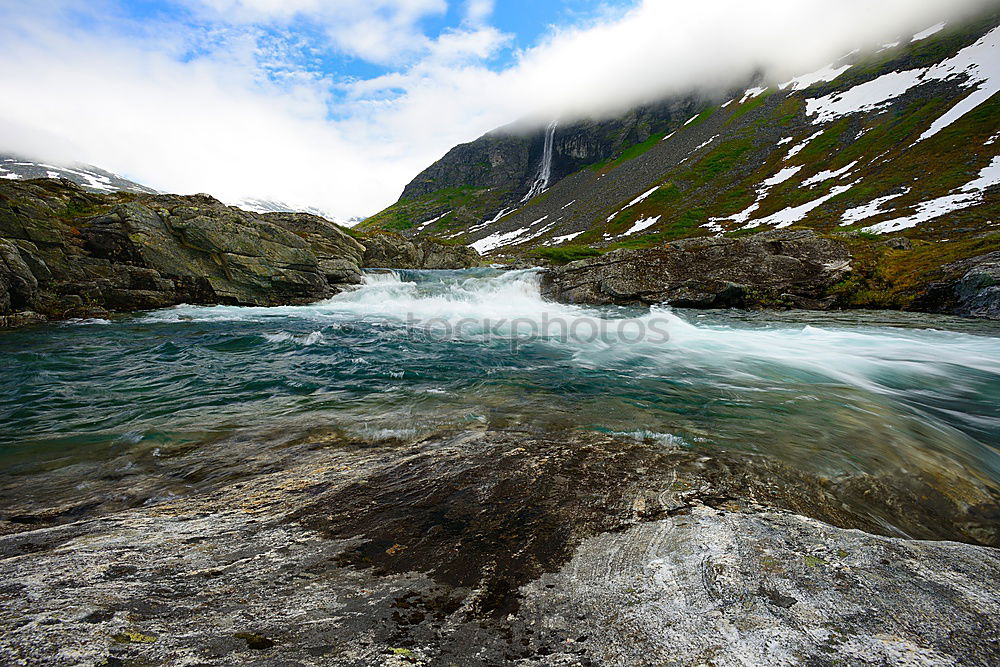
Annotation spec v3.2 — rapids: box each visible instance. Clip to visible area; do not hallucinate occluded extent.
[2,267,999,515]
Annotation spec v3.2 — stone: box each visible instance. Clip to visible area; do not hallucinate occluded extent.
[910,251,1000,319]
[362,232,482,269]
[0,429,997,665]
[541,229,852,308]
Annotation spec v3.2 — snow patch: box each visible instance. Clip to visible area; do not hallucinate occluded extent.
[744,182,857,229]
[472,226,533,253]
[863,157,1000,234]
[417,210,451,230]
[739,87,768,103]
[806,27,1000,142]
[547,231,585,245]
[762,166,804,188]
[784,131,825,160]
[839,190,909,225]
[705,166,803,230]
[802,161,858,187]
[607,185,660,221]
[780,64,851,91]
[622,216,661,236]
[912,22,946,42]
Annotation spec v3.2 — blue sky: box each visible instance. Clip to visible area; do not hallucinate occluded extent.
[0,0,981,218]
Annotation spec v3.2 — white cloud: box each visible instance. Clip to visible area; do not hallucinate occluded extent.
[185,0,449,64]
[0,0,994,219]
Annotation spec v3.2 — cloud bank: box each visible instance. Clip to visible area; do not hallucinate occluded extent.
[0,0,993,219]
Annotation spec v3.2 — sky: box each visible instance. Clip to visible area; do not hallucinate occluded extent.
[0,0,994,220]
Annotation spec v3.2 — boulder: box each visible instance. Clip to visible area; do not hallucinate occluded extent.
[362,231,481,269]
[541,229,852,308]
[265,212,366,284]
[911,250,1000,319]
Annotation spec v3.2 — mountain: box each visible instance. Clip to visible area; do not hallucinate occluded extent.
[228,197,361,227]
[360,9,999,286]
[0,153,357,225]
[0,153,158,195]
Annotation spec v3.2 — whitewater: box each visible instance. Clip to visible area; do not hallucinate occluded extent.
[2,268,999,511]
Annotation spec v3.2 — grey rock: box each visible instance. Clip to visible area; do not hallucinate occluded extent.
[541,230,852,309]
[265,211,366,284]
[362,232,481,269]
[0,429,997,665]
[0,239,38,312]
[0,179,369,326]
[911,251,1000,319]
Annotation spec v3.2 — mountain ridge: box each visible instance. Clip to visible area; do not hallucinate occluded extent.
[359,8,999,270]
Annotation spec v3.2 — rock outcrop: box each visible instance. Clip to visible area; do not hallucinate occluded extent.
[912,250,1000,319]
[540,229,853,309]
[0,178,365,326]
[362,231,482,269]
[1,429,998,665]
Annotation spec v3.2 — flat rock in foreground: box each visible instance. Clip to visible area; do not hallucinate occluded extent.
[1,430,997,666]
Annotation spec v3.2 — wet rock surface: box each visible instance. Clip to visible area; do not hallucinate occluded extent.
[0,179,365,326]
[1,430,998,666]
[362,232,482,269]
[913,251,1000,319]
[540,230,852,309]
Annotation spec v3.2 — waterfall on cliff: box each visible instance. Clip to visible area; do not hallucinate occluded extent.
[522,120,558,202]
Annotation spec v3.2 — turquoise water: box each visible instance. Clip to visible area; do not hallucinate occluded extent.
[2,268,999,509]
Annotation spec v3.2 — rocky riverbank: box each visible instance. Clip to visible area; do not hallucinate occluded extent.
[0,179,483,328]
[539,230,1000,318]
[1,428,998,665]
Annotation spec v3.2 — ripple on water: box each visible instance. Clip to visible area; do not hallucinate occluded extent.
[1,268,999,516]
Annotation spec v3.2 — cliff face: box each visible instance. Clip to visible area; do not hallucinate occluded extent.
[365,96,708,233]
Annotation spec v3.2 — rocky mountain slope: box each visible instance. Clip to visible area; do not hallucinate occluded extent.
[361,9,1000,312]
[0,178,478,327]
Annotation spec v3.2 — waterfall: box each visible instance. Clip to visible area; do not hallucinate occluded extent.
[522,120,558,202]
